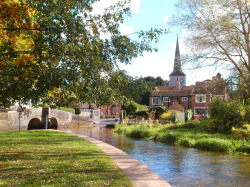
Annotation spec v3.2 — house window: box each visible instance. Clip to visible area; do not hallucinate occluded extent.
[81,108,91,113]
[195,95,206,103]
[163,97,170,102]
[116,108,120,114]
[182,97,188,101]
[152,97,161,105]
[194,107,208,116]
[173,98,177,104]
[112,108,115,114]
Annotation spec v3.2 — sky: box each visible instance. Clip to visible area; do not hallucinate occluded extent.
[92,0,223,86]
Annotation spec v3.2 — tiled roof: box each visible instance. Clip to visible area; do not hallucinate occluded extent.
[156,86,193,91]
[169,103,185,112]
[152,78,226,97]
[192,79,226,95]
[152,90,192,97]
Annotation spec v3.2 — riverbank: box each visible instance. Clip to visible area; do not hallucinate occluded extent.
[0,130,132,186]
[114,122,250,154]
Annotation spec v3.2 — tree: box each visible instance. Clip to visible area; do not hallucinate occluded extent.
[0,0,167,107]
[169,0,249,94]
[121,100,138,117]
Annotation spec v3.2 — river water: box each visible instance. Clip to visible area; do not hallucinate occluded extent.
[58,122,250,187]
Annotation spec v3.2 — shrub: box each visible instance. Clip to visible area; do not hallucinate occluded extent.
[149,106,166,120]
[208,99,244,133]
[232,124,250,140]
[121,101,138,117]
[134,111,149,120]
[160,111,176,122]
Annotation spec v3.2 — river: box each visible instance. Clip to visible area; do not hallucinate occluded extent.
[58,119,250,187]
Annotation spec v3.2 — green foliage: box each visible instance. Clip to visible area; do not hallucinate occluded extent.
[149,106,166,120]
[209,98,245,133]
[0,131,132,186]
[0,0,167,107]
[134,111,149,120]
[232,124,250,140]
[186,109,193,122]
[193,138,232,152]
[57,107,75,114]
[114,122,250,154]
[137,105,148,112]
[160,110,176,122]
[121,100,138,116]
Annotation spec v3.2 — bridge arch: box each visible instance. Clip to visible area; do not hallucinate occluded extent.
[50,117,58,128]
[28,118,43,129]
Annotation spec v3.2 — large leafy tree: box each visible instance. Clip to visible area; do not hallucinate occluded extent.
[0,0,167,107]
[169,0,249,94]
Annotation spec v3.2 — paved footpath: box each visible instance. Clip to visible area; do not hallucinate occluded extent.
[57,127,171,187]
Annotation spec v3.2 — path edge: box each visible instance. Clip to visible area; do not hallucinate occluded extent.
[54,130,171,187]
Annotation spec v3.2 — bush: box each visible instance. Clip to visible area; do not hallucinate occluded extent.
[208,99,245,133]
[121,101,138,117]
[134,111,149,120]
[232,124,250,140]
[160,111,176,122]
[149,106,166,120]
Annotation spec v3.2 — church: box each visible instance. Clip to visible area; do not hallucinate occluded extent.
[149,37,227,119]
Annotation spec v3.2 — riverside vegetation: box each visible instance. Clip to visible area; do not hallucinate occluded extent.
[114,122,250,153]
[114,99,250,154]
[0,131,132,186]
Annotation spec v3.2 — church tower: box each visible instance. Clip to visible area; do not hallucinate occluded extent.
[169,36,186,86]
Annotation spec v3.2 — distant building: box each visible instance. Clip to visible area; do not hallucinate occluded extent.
[100,104,121,118]
[150,37,227,120]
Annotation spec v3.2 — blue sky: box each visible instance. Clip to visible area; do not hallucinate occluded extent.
[93,0,222,85]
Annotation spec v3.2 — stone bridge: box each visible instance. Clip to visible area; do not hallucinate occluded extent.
[0,107,91,131]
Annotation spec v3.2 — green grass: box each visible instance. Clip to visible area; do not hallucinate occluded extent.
[114,123,250,154]
[57,107,75,114]
[0,130,132,186]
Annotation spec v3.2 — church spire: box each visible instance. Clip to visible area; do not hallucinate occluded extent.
[169,35,186,86]
[169,36,185,76]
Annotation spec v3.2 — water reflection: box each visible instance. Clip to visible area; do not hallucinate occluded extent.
[58,125,250,187]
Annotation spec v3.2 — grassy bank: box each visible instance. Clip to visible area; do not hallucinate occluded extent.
[0,130,132,186]
[114,122,250,154]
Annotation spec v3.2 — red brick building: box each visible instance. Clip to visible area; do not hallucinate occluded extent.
[100,104,121,118]
[149,37,227,120]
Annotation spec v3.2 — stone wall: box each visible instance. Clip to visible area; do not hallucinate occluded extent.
[0,107,92,131]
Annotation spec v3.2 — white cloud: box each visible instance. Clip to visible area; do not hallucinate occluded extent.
[119,24,134,36]
[163,15,169,22]
[91,0,141,15]
[130,0,141,14]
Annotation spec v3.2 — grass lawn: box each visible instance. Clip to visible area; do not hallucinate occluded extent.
[0,130,132,186]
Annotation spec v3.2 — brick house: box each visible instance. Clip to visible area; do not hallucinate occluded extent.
[100,104,121,118]
[149,37,227,120]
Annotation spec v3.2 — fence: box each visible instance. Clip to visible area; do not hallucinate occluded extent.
[122,119,173,125]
